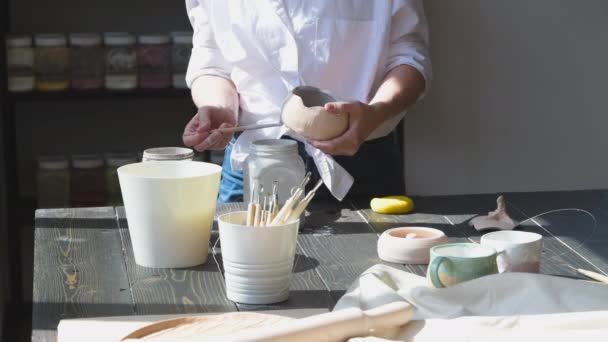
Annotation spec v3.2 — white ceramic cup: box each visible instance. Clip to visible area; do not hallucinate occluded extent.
[118,161,222,268]
[480,231,543,273]
[218,211,299,305]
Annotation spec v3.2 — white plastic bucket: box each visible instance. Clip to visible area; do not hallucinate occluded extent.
[218,211,299,304]
[118,161,222,268]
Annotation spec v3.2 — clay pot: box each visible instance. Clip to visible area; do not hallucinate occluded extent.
[378,227,448,264]
[281,86,349,141]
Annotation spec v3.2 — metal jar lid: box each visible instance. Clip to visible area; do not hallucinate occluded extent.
[103,32,136,46]
[72,154,104,169]
[6,35,32,48]
[138,34,170,45]
[142,147,194,161]
[34,34,67,47]
[170,31,193,45]
[250,139,298,154]
[104,153,137,167]
[69,33,102,46]
[38,155,69,171]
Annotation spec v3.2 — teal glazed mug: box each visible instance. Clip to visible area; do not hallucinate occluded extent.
[427,243,499,288]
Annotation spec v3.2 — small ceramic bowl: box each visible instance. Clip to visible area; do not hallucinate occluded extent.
[378,227,448,264]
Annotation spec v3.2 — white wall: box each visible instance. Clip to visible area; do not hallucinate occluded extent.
[404,0,608,195]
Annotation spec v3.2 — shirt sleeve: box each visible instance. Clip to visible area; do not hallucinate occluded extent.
[386,0,432,97]
[185,0,233,88]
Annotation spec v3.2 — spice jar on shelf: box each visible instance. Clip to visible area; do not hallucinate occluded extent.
[6,35,35,92]
[36,155,70,208]
[104,153,137,206]
[170,32,192,89]
[104,32,137,90]
[34,34,70,91]
[137,34,171,89]
[69,33,104,90]
[71,154,106,207]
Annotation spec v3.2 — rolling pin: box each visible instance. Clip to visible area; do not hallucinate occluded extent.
[205,301,414,342]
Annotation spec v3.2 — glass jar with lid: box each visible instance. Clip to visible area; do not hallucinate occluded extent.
[244,139,305,205]
[69,33,104,90]
[170,32,192,89]
[36,155,70,208]
[6,35,35,92]
[34,34,70,91]
[104,153,137,206]
[137,34,171,89]
[104,32,137,90]
[142,147,194,162]
[71,154,106,207]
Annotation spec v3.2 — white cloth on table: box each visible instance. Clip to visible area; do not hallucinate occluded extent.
[334,264,608,341]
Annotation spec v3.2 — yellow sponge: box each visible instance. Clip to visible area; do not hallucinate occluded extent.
[370,196,414,214]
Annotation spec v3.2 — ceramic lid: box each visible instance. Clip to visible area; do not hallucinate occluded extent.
[69,33,102,46]
[103,32,135,46]
[6,35,32,48]
[138,34,170,45]
[34,34,67,47]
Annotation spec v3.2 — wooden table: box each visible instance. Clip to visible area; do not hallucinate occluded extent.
[31,191,608,341]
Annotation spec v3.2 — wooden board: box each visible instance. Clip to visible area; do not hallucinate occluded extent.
[115,207,236,315]
[32,208,134,333]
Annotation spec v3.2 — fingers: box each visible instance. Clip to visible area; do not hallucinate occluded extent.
[196,110,212,133]
[309,131,358,156]
[183,114,208,147]
[325,101,353,115]
[193,123,234,152]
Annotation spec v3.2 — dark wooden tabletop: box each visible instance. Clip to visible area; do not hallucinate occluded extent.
[31,191,608,341]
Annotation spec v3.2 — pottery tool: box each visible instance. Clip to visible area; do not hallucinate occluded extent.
[285,180,323,223]
[253,186,263,227]
[270,181,279,221]
[569,266,608,284]
[270,188,304,226]
[260,196,268,227]
[213,122,282,134]
[246,182,258,226]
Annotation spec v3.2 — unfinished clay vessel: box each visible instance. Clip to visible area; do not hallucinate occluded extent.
[378,227,448,264]
[281,86,349,141]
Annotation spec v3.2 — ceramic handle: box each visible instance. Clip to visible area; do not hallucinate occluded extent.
[429,256,447,288]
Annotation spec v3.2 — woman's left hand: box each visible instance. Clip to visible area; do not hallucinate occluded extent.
[309,101,385,156]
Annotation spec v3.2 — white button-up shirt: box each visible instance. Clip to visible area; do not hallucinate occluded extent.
[186,0,431,200]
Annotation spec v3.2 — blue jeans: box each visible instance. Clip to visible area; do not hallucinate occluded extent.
[218,137,244,203]
[218,133,405,203]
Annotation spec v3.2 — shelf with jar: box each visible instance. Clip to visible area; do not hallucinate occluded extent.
[5,31,193,96]
[35,149,224,210]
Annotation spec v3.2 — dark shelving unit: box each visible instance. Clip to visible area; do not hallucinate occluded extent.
[1,2,203,340]
[8,88,191,101]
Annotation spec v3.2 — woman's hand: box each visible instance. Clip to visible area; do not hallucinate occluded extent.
[183,105,237,151]
[309,101,386,156]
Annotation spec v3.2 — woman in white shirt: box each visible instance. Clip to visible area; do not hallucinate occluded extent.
[182,1,431,202]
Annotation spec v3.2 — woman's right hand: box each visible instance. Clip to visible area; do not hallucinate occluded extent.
[183,105,237,152]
